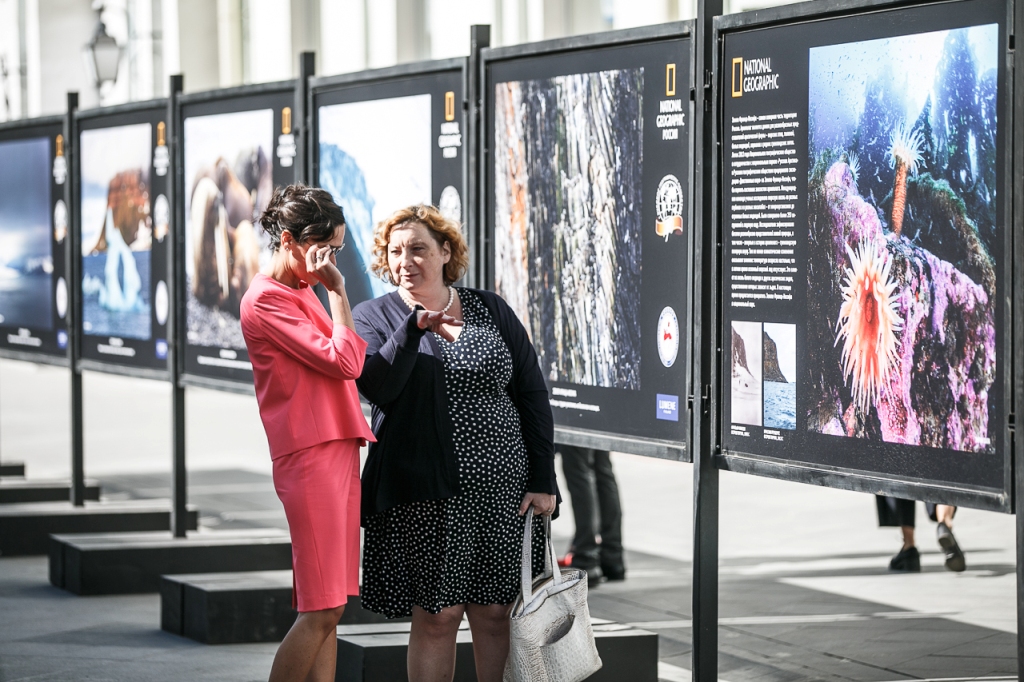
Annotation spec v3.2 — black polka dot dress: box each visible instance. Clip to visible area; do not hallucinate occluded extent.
[361,289,545,618]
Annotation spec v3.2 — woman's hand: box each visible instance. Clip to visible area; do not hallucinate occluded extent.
[306,245,344,293]
[519,492,557,517]
[416,310,463,342]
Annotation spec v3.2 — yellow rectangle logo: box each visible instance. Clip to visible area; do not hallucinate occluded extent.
[282,107,292,135]
[445,92,456,121]
[731,58,743,98]
[665,64,676,97]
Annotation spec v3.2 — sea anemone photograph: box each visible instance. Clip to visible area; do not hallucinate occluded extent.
[805,25,998,453]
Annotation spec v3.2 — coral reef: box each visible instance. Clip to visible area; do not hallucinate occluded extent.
[806,160,995,452]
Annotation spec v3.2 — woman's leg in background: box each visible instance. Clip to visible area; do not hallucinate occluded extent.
[409,604,465,682]
[269,605,345,682]
[465,603,513,682]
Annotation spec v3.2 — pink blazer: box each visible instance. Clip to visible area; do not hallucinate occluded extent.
[240,273,375,459]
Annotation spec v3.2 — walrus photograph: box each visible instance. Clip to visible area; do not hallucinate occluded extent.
[183,108,274,351]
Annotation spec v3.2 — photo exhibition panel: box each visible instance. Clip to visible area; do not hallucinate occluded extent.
[314,67,464,311]
[78,107,170,371]
[488,36,693,448]
[181,90,296,385]
[719,0,1008,496]
[0,120,68,359]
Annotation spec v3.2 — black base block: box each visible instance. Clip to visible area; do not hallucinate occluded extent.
[50,529,291,595]
[0,462,25,477]
[0,499,197,557]
[0,479,100,504]
[161,570,405,644]
[334,621,658,682]
[336,624,476,682]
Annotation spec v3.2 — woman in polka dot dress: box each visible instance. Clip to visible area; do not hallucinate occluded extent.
[352,205,559,682]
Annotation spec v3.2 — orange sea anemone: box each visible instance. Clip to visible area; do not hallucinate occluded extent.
[885,122,925,236]
[835,240,903,411]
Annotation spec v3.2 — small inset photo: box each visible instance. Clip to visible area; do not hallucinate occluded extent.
[763,323,796,430]
[731,320,762,426]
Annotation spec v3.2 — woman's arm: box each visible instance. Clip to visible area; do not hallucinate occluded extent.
[355,309,426,406]
[252,292,366,380]
[355,307,462,406]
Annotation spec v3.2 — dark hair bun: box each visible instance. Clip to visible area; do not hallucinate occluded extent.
[260,184,345,251]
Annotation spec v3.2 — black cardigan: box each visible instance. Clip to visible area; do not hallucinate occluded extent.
[353,288,558,523]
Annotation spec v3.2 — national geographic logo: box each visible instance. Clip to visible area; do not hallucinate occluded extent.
[731,57,779,97]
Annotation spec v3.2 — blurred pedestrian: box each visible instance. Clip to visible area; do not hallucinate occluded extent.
[877,496,965,572]
[240,185,374,682]
[559,446,625,583]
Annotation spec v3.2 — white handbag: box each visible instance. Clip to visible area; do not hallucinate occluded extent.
[504,508,603,682]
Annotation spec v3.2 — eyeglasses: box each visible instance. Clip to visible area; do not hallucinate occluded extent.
[327,244,346,259]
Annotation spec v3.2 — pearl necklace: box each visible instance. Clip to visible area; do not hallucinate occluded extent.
[399,286,455,314]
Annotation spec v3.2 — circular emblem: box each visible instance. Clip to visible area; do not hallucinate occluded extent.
[655,174,684,240]
[657,306,679,368]
[155,280,169,326]
[153,194,169,242]
[54,200,68,243]
[56,277,68,319]
[438,186,462,223]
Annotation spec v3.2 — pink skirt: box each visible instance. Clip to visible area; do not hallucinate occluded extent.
[272,438,361,612]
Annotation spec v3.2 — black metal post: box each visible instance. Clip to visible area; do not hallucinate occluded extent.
[65,92,85,507]
[467,24,490,289]
[692,1,722,679]
[167,74,188,537]
[295,51,315,186]
[1013,0,1023,675]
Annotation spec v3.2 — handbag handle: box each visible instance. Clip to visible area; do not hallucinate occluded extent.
[521,507,562,604]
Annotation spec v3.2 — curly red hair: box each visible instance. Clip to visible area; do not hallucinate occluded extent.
[370,205,469,286]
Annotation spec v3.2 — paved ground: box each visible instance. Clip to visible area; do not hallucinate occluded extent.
[0,359,1018,681]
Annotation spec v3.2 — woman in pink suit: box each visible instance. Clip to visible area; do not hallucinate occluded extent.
[240,185,374,682]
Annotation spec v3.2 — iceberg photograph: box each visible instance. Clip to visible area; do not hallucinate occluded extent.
[80,123,152,340]
[318,94,432,307]
[184,108,274,349]
[763,322,796,430]
[0,137,53,330]
[494,68,644,390]
[805,25,999,453]
[731,320,763,426]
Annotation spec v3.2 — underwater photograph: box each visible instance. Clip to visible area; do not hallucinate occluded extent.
[494,68,644,391]
[318,94,432,308]
[805,25,998,453]
[80,124,152,341]
[184,109,274,350]
[0,137,53,331]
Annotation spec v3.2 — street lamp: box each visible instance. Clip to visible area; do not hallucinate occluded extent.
[85,12,122,90]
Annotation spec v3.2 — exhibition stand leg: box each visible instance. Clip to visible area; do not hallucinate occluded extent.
[692,1,722,680]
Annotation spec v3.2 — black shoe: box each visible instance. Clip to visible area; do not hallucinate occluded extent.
[570,560,604,586]
[601,563,626,581]
[888,546,921,572]
[937,523,966,572]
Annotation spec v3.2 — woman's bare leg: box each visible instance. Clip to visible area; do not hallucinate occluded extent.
[269,605,345,682]
[465,603,513,682]
[408,604,465,682]
[304,621,340,682]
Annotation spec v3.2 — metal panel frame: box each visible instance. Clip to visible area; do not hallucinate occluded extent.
[709,0,1016,512]
[0,114,71,367]
[479,21,697,462]
[72,97,171,380]
[307,57,468,263]
[174,80,299,393]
